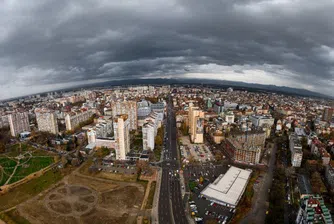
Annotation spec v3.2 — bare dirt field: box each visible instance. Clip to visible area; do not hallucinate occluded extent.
[16,172,145,224]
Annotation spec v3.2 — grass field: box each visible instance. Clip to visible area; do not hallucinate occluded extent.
[0,209,31,224]
[0,143,55,186]
[0,168,63,211]
[0,158,17,186]
[145,181,156,209]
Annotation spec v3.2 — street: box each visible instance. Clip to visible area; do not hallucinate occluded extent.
[158,96,188,224]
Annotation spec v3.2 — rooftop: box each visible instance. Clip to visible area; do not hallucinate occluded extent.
[200,166,252,206]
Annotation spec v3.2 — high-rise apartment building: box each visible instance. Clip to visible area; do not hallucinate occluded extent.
[113,115,130,160]
[35,109,59,134]
[8,112,30,137]
[188,106,205,143]
[0,115,9,128]
[322,108,333,122]
[142,122,155,151]
[111,101,137,131]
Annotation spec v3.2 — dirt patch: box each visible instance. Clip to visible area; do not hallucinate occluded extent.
[48,200,72,214]
[80,209,130,224]
[67,174,118,192]
[100,186,140,209]
[57,187,67,195]
[16,171,146,224]
[80,195,96,203]
[73,202,89,212]
[69,185,92,196]
[48,193,62,200]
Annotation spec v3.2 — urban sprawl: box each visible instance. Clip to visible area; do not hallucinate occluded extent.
[0,85,333,224]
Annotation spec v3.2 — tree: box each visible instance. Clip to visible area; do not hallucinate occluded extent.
[301,136,308,149]
[310,172,327,194]
[61,155,68,167]
[180,122,188,136]
[0,142,5,153]
[155,135,163,146]
[136,160,151,174]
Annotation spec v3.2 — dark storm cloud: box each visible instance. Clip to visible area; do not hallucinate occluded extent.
[0,0,334,99]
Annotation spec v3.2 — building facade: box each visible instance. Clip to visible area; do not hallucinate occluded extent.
[35,109,59,134]
[249,115,274,127]
[325,161,334,189]
[8,112,30,137]
[188,106,205,143]
[322,108,333,122]
[113,115,130,160]
[225,131,266,164]
[111,101,137,131]
[290,133,303,167]
[142,122,155,151]
[65,110,94,131]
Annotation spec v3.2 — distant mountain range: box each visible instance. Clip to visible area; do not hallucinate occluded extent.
[90,78,333,99]
[1,78,333,102]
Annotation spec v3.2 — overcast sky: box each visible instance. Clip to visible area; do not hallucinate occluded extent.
[1,0,334,100]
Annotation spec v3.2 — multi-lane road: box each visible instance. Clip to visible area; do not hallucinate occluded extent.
[158,96,188,224]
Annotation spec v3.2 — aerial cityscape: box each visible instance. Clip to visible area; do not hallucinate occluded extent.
[0,1,334,224]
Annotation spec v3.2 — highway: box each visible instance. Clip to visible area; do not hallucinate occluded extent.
[158,96,188,224]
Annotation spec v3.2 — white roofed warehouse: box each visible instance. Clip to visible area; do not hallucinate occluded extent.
[200,166,252,208]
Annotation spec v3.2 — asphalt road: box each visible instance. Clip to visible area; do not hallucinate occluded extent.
[158,96,188,224]
[241,142,277,224]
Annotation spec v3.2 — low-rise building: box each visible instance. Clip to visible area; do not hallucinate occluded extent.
[200,166,252,208]
[249,115,274,127]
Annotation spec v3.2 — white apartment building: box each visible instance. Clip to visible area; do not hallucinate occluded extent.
[249,115,275,127]
[225,112,235,124]
[65,109,94,131]
[113,115,130,160]
[142,122,155,151]
[87,117,114,144]
[290,133,303,167]
[35,109,59,134]
[111,101,137,131]
[8,112,30,137]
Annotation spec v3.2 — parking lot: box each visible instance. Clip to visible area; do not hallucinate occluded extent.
[183,164,234,223]
[180,136,214,162]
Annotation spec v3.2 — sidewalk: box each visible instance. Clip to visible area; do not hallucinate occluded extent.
[180,169,195,224]
[151,168,162,224]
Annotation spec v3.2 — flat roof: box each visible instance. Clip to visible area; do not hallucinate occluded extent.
[201,166,252,206]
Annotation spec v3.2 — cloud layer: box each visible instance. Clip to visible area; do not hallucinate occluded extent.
[0,0,334,99]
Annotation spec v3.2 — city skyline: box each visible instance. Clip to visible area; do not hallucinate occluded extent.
[0,1,334,100]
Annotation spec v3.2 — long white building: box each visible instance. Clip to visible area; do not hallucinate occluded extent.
[65,109,94,131]
[142,122,155,151]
